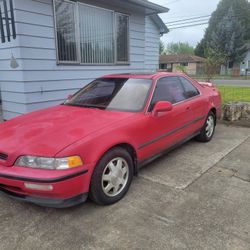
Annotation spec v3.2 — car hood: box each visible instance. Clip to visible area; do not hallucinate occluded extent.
[0,105,135,166]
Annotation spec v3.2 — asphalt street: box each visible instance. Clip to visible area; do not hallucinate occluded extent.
[213,79,250,87]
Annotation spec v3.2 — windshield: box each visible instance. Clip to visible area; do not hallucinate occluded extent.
[65,78,152,112]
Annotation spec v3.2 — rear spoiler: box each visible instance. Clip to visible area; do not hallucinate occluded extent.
[0,0,16,43]
[198,81,215,88]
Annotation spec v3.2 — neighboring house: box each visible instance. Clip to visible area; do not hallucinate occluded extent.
[220,50,250,76]
[159,54,206,75]
[0,0,168,120]
[240,50,250,76]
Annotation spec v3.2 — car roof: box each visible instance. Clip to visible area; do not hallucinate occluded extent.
[102,72,184,80]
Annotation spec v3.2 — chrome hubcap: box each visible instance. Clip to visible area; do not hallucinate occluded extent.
[102,157,129,197]
[206,115,214,138]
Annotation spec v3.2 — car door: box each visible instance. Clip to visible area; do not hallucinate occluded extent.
[138,76,197,160]
[179,76,207,132]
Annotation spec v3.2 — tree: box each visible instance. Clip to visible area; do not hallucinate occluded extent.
[175,64,187,74]
[166,42,194,55]
[204,48,226,81]
[194,39,206,57]
[159,40,165,55]
[196,0,250,63]
[208,7,248,67]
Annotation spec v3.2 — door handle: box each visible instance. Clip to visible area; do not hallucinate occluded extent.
[186,106,190,110]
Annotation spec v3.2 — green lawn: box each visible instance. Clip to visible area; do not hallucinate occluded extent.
[218,86,250,104]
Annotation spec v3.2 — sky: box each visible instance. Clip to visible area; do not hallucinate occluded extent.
[150,0,221,47]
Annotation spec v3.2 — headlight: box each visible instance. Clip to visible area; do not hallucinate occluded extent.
[15,156,83,170]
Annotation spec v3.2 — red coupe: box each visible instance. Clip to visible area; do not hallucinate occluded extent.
[0,73,221,207]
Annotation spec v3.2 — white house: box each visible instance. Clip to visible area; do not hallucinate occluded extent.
[0,0,169,120]
[240,50,250,76]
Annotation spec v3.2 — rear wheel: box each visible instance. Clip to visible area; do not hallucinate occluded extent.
[196,112,216,142]
[89,147,133,205]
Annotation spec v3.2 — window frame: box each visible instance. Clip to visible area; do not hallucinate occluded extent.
[77,2,115,65]
[178,76,201,99]
[147,76,201,113]
[53,0,130,65]
[180,62,188,67]
[115,12,130,65]
[53,0,79,64]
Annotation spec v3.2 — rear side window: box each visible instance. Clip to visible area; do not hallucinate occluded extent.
[179,77,200,98]
[149,77,186,111]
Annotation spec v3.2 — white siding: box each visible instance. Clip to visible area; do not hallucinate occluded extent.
[240,50,250,75]
[0,0,162,119]
[0,7,26,119]
[145,16,160,71]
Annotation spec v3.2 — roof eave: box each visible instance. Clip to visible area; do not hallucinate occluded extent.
[160,60,205,63]
[128,0,169,15]
[150,14,169,35]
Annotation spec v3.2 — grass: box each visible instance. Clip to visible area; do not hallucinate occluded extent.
[218,86,250,104]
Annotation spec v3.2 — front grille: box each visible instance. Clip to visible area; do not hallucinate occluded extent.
[0,152,8,161]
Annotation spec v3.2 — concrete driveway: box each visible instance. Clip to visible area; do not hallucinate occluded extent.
[0,124,250,250]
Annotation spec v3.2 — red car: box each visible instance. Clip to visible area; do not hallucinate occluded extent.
[0,73,221,207]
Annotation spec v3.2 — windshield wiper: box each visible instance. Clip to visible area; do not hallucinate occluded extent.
[80,104,106,109]
[63,103,105,110]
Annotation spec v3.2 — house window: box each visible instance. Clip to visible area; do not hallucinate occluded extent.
[159,64,172,69]
[167,63,172,69]
[54,0,129,65]
[180,62,188,67]
[54,0,77,62]
[159,64,166,69]
[116,13,129,63]
[78,4,114,64]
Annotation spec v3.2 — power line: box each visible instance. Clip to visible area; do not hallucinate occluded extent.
[164,0,182,5]
[167,18,210,27]
[165,12,213,20]
[164,11,250,24]
[168,22,209,30]
[167,15,211,24]
[165,14,249,30]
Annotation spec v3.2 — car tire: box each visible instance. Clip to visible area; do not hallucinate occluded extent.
[196,111,216,142]
[89,147,134,205]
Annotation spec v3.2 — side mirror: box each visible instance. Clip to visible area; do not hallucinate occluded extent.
[152,101,173,117]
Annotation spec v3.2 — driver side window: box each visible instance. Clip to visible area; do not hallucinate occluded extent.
[149,77,185,111]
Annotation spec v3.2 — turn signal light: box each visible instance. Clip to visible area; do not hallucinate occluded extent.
[24,183,53,191]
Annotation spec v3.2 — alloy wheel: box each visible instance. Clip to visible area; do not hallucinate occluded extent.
[101,157,129,197]
[205,115,214,138]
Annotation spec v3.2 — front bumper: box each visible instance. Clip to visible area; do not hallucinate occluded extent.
[0,187,88,208]
[0,163,93,207]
